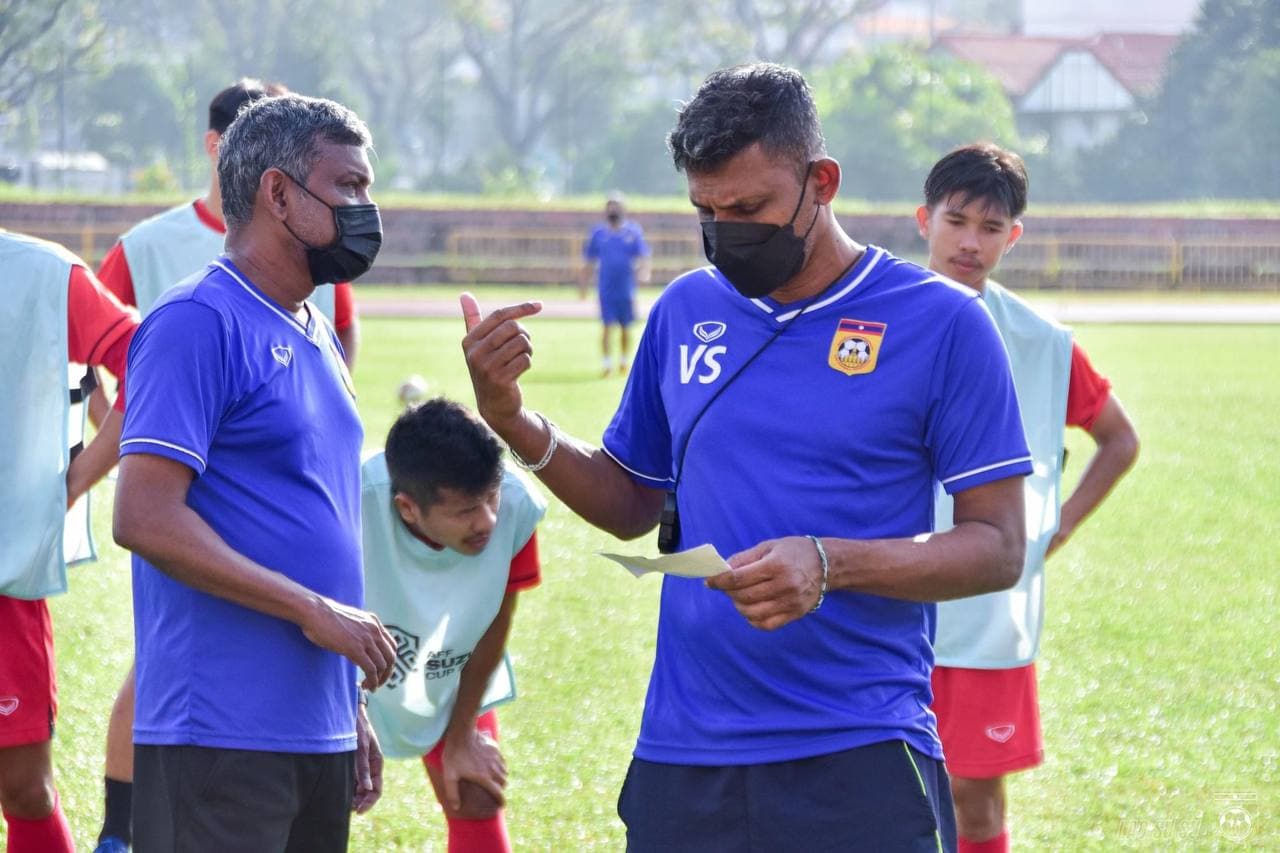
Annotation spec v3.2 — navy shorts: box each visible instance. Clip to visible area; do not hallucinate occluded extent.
[599,289,635,326]
[617,739,956,852]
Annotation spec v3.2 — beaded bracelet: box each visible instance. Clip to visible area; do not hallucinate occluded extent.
[806,535,828,613]
[510,412,559,472]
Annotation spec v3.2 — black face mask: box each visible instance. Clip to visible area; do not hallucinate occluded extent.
[701,166,819,299]
[282,172,382,285]
[606,212,622,225]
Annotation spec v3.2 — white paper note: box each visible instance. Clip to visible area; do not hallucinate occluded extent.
[598,544,730,579]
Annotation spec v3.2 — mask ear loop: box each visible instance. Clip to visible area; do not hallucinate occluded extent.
[784,161,816,231]
[796,162,824,244]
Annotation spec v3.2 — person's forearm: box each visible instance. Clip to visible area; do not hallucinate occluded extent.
[67,405,123,505]
[823,521,1023,603]
[444,595,516,743]
[817,475,1026,601]
[115,493,321,627]
[494,410,665,539]
[1059,396,1140,539]
[1060,432,1139,534]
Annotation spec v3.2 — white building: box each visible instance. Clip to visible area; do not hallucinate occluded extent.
[1020,0,1202,37]
[934,31,1180,157]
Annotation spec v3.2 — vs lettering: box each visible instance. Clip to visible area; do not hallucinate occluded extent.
[679,344,726,384]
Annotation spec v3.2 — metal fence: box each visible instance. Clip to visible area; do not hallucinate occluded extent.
[441,229,1280,291]
[11,222,1280,291]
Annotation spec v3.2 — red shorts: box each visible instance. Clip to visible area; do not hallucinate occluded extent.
[423,709,500,771]
[0,596,58,748]
[930,663,1043,779]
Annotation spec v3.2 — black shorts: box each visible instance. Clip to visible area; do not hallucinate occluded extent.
[133,745,354,853]
[618,739,956,852]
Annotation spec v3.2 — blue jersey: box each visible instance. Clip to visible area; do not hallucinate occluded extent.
[121,258,364,753]
[585,221,649,294]
[602,246,1031,765]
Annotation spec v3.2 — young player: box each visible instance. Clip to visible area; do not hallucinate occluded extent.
[363,398,546,853]
[918,143,1140,853]
[1,229,137,853]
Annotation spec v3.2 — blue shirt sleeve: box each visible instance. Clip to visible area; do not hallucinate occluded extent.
[602,314,674,487]
[119,299,231,475]
[632,223,651,258]
[584,227,601,261]
[926,297,1031,494]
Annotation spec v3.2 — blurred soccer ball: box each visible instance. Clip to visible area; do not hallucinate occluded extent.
[398,375,428,409]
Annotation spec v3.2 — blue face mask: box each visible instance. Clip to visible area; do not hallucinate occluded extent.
[701,164,819,299]
[282,172,383,285]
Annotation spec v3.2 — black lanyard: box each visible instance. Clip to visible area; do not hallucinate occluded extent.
[658,255,860,552]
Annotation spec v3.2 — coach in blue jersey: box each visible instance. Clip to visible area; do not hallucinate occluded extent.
[464,64,1032,852]
[114,95,396,852]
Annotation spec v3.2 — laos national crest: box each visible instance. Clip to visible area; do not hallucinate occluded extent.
[828,319,886,376]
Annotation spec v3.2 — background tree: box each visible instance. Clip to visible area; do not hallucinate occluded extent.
[814,44,1022,201]
[445,0,633,187]
[348,1,462,190]
[1083,0,1280,200]
[0,0,104,112]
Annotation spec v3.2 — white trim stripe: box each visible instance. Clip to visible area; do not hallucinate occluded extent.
[602,445,673,485]
[774,246,885,323]
[120,437,207,468]
[212,260,317,344]
[941,455,1033,486]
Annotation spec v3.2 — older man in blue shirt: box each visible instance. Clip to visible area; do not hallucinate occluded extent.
[114,94,395,852]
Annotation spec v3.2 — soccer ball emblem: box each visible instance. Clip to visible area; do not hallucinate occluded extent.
[838,336,870,365]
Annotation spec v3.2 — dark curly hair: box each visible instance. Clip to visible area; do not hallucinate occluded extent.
[667,63,825,179]
[384,397,504,508]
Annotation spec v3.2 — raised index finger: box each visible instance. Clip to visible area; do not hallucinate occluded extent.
[461,297,544,341]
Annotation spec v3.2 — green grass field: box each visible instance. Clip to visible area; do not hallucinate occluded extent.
[28,317,1279,851]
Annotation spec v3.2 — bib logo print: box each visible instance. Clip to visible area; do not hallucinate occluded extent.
[0,696,18,716]
[828,319,886,376]
[271,345,293,367]
[385,625,421,690]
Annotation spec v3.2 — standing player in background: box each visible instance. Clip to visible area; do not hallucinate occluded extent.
[0,230,138,853]
[918,143,1139,853]
[90,77,363,853]
[362,399,545,853]
[580,194,650,376]
[88,79,360,425]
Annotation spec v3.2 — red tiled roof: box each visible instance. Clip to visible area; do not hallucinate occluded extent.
[1086,33,1180,96]
[932,34,1070,97]
[933,31,1180,99]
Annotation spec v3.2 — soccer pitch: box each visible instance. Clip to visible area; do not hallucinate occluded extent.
[38,316,1278,851]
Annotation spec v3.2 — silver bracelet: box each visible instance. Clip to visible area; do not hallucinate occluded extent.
[510,412,559,472]
[806,535,828,613]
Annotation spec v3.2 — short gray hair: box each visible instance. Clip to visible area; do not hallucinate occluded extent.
[217,94,372,228]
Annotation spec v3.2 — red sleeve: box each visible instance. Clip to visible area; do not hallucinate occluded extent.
[67,266,140,412]
[1065,340,1113,430]
[95,241,137,308]
[506,531,541,592]
[334,282,355,331]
